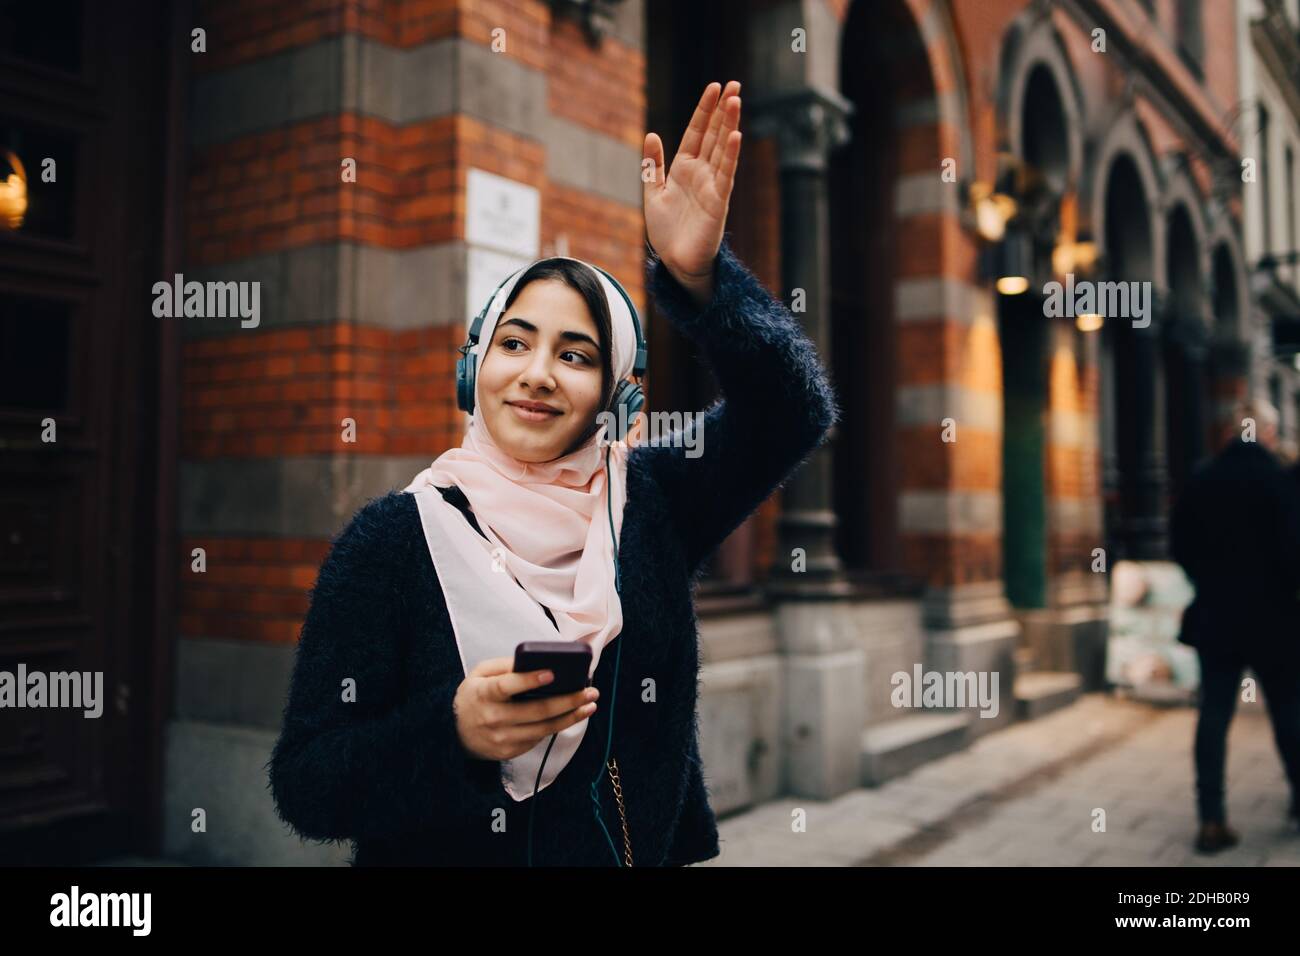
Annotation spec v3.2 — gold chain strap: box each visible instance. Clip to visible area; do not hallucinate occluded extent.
[606,757,633,867]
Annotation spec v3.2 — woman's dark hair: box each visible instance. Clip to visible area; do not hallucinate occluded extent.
[498,258,615,451]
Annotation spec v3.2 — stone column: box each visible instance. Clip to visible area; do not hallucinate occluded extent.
[746,86,865,801]
[749,86,855,598]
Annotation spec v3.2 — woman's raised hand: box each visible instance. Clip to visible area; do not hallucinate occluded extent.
[454,656,599,761]
[642,80,743,306]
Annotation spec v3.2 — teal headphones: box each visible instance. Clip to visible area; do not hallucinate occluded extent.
[455,256,646,866]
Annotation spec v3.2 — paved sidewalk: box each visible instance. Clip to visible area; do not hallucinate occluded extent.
[700,692,1300,867]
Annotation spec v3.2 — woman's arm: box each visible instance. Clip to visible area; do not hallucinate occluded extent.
[636,82,837,576]
[635,235,840,578]
[267,492,506,844]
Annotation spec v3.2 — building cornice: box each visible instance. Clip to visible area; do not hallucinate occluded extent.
[1058,0,1240,161]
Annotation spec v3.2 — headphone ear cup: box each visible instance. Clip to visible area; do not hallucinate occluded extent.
[608,380,644,440]
[625,382,645,421]
[456,351,476,415]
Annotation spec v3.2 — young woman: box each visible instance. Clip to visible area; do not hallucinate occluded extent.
[268,81,839,866]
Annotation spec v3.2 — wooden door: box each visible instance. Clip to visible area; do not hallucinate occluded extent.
[0,0,177,862]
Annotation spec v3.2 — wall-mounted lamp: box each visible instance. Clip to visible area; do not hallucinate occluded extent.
[0,150,28,231]
[1053,240,1100,277]
[966,180,1018,242]
[968,154,1059,294]
[547,0,627,44]
[1051,190,1098,279]
[992,228,1032,295]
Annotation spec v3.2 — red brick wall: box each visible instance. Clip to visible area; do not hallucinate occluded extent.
[186,115,545,265]
[179,538,328,645]
[182,324,463,458]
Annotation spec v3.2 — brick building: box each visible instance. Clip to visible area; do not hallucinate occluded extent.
[1,0,1286,864]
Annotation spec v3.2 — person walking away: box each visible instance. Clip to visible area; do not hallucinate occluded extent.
[1170,401,1300,853]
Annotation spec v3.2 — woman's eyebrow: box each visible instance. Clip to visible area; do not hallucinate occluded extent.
[499,316,599,350]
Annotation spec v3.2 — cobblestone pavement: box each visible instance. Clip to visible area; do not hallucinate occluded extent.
[700,692,1300,867]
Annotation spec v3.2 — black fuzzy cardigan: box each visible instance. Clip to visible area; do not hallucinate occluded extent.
[267,236,839,866]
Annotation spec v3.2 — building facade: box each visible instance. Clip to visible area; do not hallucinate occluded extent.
[0,0,1282,864]
[1238,0,1300,456]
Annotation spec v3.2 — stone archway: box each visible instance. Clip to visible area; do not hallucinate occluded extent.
[829,0,974,582]
[999,10,1086,190]
[1087,111,1169,559]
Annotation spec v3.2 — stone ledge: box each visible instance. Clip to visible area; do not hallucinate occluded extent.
[861,711,971,786]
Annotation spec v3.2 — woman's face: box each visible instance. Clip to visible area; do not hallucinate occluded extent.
[477,278,606,463]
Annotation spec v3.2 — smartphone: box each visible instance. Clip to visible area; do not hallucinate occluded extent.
[511,641,593,701]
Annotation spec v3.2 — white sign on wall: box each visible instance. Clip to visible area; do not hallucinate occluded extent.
[466,168,539,258]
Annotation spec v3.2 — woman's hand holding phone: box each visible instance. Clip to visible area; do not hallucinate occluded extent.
[453,656,599,761]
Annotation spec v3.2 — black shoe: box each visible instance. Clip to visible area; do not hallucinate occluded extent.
[1194,821,1240,854]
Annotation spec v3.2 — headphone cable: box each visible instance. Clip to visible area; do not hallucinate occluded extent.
[527,442,625,867]
[526,732,557,868]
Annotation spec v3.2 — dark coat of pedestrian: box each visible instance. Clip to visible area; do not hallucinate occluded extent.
[1169,430,1300,852]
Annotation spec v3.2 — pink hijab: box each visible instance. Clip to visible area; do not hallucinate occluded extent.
[403,256,637,801]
